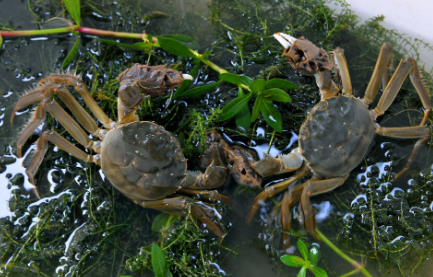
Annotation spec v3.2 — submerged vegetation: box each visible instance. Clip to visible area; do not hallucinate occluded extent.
[0,0,432,276]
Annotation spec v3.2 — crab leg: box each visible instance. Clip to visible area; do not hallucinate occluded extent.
[54,86,100,134]
[279,180,312,248]
[19,98,100,152]
[315,70,340,100]
[251,150,304,177]
[376,125,431,179]
[179,188,232,206]
[134,196,225,238]
[372,57,414,117]
[39,73,113,128]
[183,147,230,190]
[300,177,346,237]
[16,105,45,157]
[371,57,431,179]
[246,164,310,223]
[16,96,103,190]
[11,85,52,124]
[16,95,99,158]
[363,42,393,105]
[333,47,352,96]
[409,61,432,125]
[26,130,99,187]
[12,84,100,135]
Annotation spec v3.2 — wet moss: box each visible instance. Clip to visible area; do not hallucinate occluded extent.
[0,0,433,276]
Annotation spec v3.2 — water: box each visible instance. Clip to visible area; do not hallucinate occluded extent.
[1,0,433,276]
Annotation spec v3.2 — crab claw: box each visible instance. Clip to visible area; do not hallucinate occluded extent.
[274,33,334,76]
[273,32,297,49]
[182,74,193,81]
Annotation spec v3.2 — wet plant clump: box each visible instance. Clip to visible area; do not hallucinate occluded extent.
[1,0,433,276]
[126,208,229,276]
[344,158,433,276]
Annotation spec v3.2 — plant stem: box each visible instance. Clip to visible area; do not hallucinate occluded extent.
[200,58,227,74]
[1,26,226,75]
[314,228,373,277]
[1,26,158,41]
[1,27,74,37]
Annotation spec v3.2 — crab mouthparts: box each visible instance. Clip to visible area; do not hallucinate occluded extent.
[273,32,297,49]
[182,74,193,81]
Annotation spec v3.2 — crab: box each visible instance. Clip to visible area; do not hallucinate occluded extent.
[11,64,234,238]
[236,33,431,247]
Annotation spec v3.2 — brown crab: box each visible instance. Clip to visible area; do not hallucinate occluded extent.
[237,33,431,247]
[11,64,233,238]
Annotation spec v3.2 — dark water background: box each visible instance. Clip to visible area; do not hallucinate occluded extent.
[1,0,433,276]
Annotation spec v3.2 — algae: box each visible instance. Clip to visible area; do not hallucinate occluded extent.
[0,0,432,276]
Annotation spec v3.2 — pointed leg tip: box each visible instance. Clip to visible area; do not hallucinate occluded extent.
[246,212,254,224]
[10,110,18,126]
[32,187,41,200]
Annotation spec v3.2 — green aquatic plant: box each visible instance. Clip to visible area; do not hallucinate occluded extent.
[126,205,227,277]
[178,108,222,159]
[1,0,433,276]
[216,73,297,132]
[0,0,295,134]
[280,239,328,277]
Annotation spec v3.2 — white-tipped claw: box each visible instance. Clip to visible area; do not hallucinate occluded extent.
[274,33,292,49]
[274,32,297,49]
[278,32,297,45]
[182,74,193,81]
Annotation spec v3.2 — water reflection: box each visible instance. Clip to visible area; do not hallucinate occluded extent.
[0,145,37,219]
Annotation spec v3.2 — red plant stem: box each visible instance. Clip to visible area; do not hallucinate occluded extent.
[0,26,157,43]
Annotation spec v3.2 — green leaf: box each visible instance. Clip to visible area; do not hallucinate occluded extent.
[132,42,153,50]
[63,0,81,26]
[173,63,200,98]
[220,73,242,86]
[304,260,311,269]
[146,34,153,43]
[251,95,263,122]
[264,78,298,90]
[239,76,253,86]
[249,79,265,94]
[151,244,168,277]
[217,89,251,122]
[174,80,221,99]
[260,99,282,132]
[262,88,291,102]
[201,51,212,59]
[310,266,328,277]
[157,36,197,58]
[235,88,251,132]
[0,35,3,48]
[309,246,319,266]
[62,37,79,69]
[163,34,201,50]
[280,255,306,267]
[297,240,309,261]
[297,266,307,277]
[151,213,171,232]
[166,271,173,277]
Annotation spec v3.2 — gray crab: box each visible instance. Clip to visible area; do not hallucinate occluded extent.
[244,33,431,246]
[11,64,232,237]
